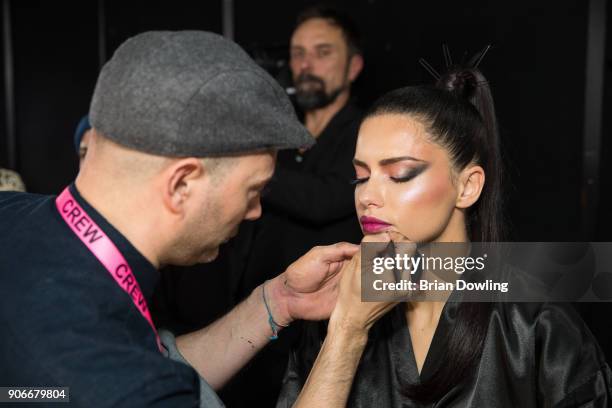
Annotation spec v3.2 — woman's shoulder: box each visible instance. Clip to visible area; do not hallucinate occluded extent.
[490,302,603,352]
[488,302,610,405]
[491,302,595,336]
[487,302,608,369]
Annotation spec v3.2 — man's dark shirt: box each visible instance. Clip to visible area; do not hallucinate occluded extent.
[0,186,201,407]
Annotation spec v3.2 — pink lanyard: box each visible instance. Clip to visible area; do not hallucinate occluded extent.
[55,187,163,353]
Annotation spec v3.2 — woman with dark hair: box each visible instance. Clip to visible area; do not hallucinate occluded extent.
[277,64,612,407]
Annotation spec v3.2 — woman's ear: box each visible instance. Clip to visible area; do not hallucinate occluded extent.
[162,158,204,215]
[456,165,485,209]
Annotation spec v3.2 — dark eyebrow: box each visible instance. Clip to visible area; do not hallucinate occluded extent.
[353,156,426,169]
[352,158,369,169]
[379,156,426,166]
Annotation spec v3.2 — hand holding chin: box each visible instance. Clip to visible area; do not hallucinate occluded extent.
[329,231,415,335]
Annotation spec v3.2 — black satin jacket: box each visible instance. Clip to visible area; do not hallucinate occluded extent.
[277,301,612,407]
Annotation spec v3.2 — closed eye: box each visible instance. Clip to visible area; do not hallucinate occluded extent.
[390,174,417,183]
[390,166,428,183]
[349,177,368,185]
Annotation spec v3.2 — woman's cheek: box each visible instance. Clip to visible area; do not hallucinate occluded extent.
[390,177,455,241]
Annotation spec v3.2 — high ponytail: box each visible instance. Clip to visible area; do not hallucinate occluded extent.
[436,67,504,242]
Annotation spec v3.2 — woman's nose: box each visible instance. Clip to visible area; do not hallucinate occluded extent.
[356,179,383,209]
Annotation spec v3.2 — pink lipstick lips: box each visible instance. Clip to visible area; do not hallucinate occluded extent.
[360,216,392,234]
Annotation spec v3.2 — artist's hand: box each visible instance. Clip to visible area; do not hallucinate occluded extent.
[328,231,415,335]
[265,242,359,326]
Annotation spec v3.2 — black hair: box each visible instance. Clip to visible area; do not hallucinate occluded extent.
[365,67,503,242]
[295,5,362,57]
[364,67,503,402]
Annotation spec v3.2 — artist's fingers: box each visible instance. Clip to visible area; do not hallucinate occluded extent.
[382,232,418,301]
[386,230,411,243]
[361,232,390,243]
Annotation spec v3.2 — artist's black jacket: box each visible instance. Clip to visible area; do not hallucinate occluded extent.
[0,187,202,407]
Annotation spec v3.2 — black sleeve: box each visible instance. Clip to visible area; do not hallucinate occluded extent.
[535,303,612,406]
[275,347,305,408]
[1,279,202,408]
[275,321,326,407]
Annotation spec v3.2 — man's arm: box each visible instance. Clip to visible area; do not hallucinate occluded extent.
[175,279,283,390]
[294,232,412,407]
[293,323,368,407]
[175,242,359,390]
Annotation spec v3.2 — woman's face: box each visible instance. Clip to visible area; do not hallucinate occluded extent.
[354,114,467,243]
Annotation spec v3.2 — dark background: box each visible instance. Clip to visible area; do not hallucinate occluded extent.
[0,0,609,241]
[0,0,610,399]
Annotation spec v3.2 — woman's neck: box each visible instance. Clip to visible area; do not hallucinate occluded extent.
[435,208,470,243]
[404,210,472,373]
[404,300,446,375]
[405,301,446,327]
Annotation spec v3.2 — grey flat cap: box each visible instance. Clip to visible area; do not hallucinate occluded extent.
[90,31,314,156]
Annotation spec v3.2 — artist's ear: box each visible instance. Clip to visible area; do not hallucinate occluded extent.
[348,53,364,83]
[162,158,205,215]
[456,165,485,209]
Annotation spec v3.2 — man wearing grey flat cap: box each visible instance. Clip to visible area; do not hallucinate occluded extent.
[0,31,373,407]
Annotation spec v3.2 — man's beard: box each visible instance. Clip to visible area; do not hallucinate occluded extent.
[294,73,346,111]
